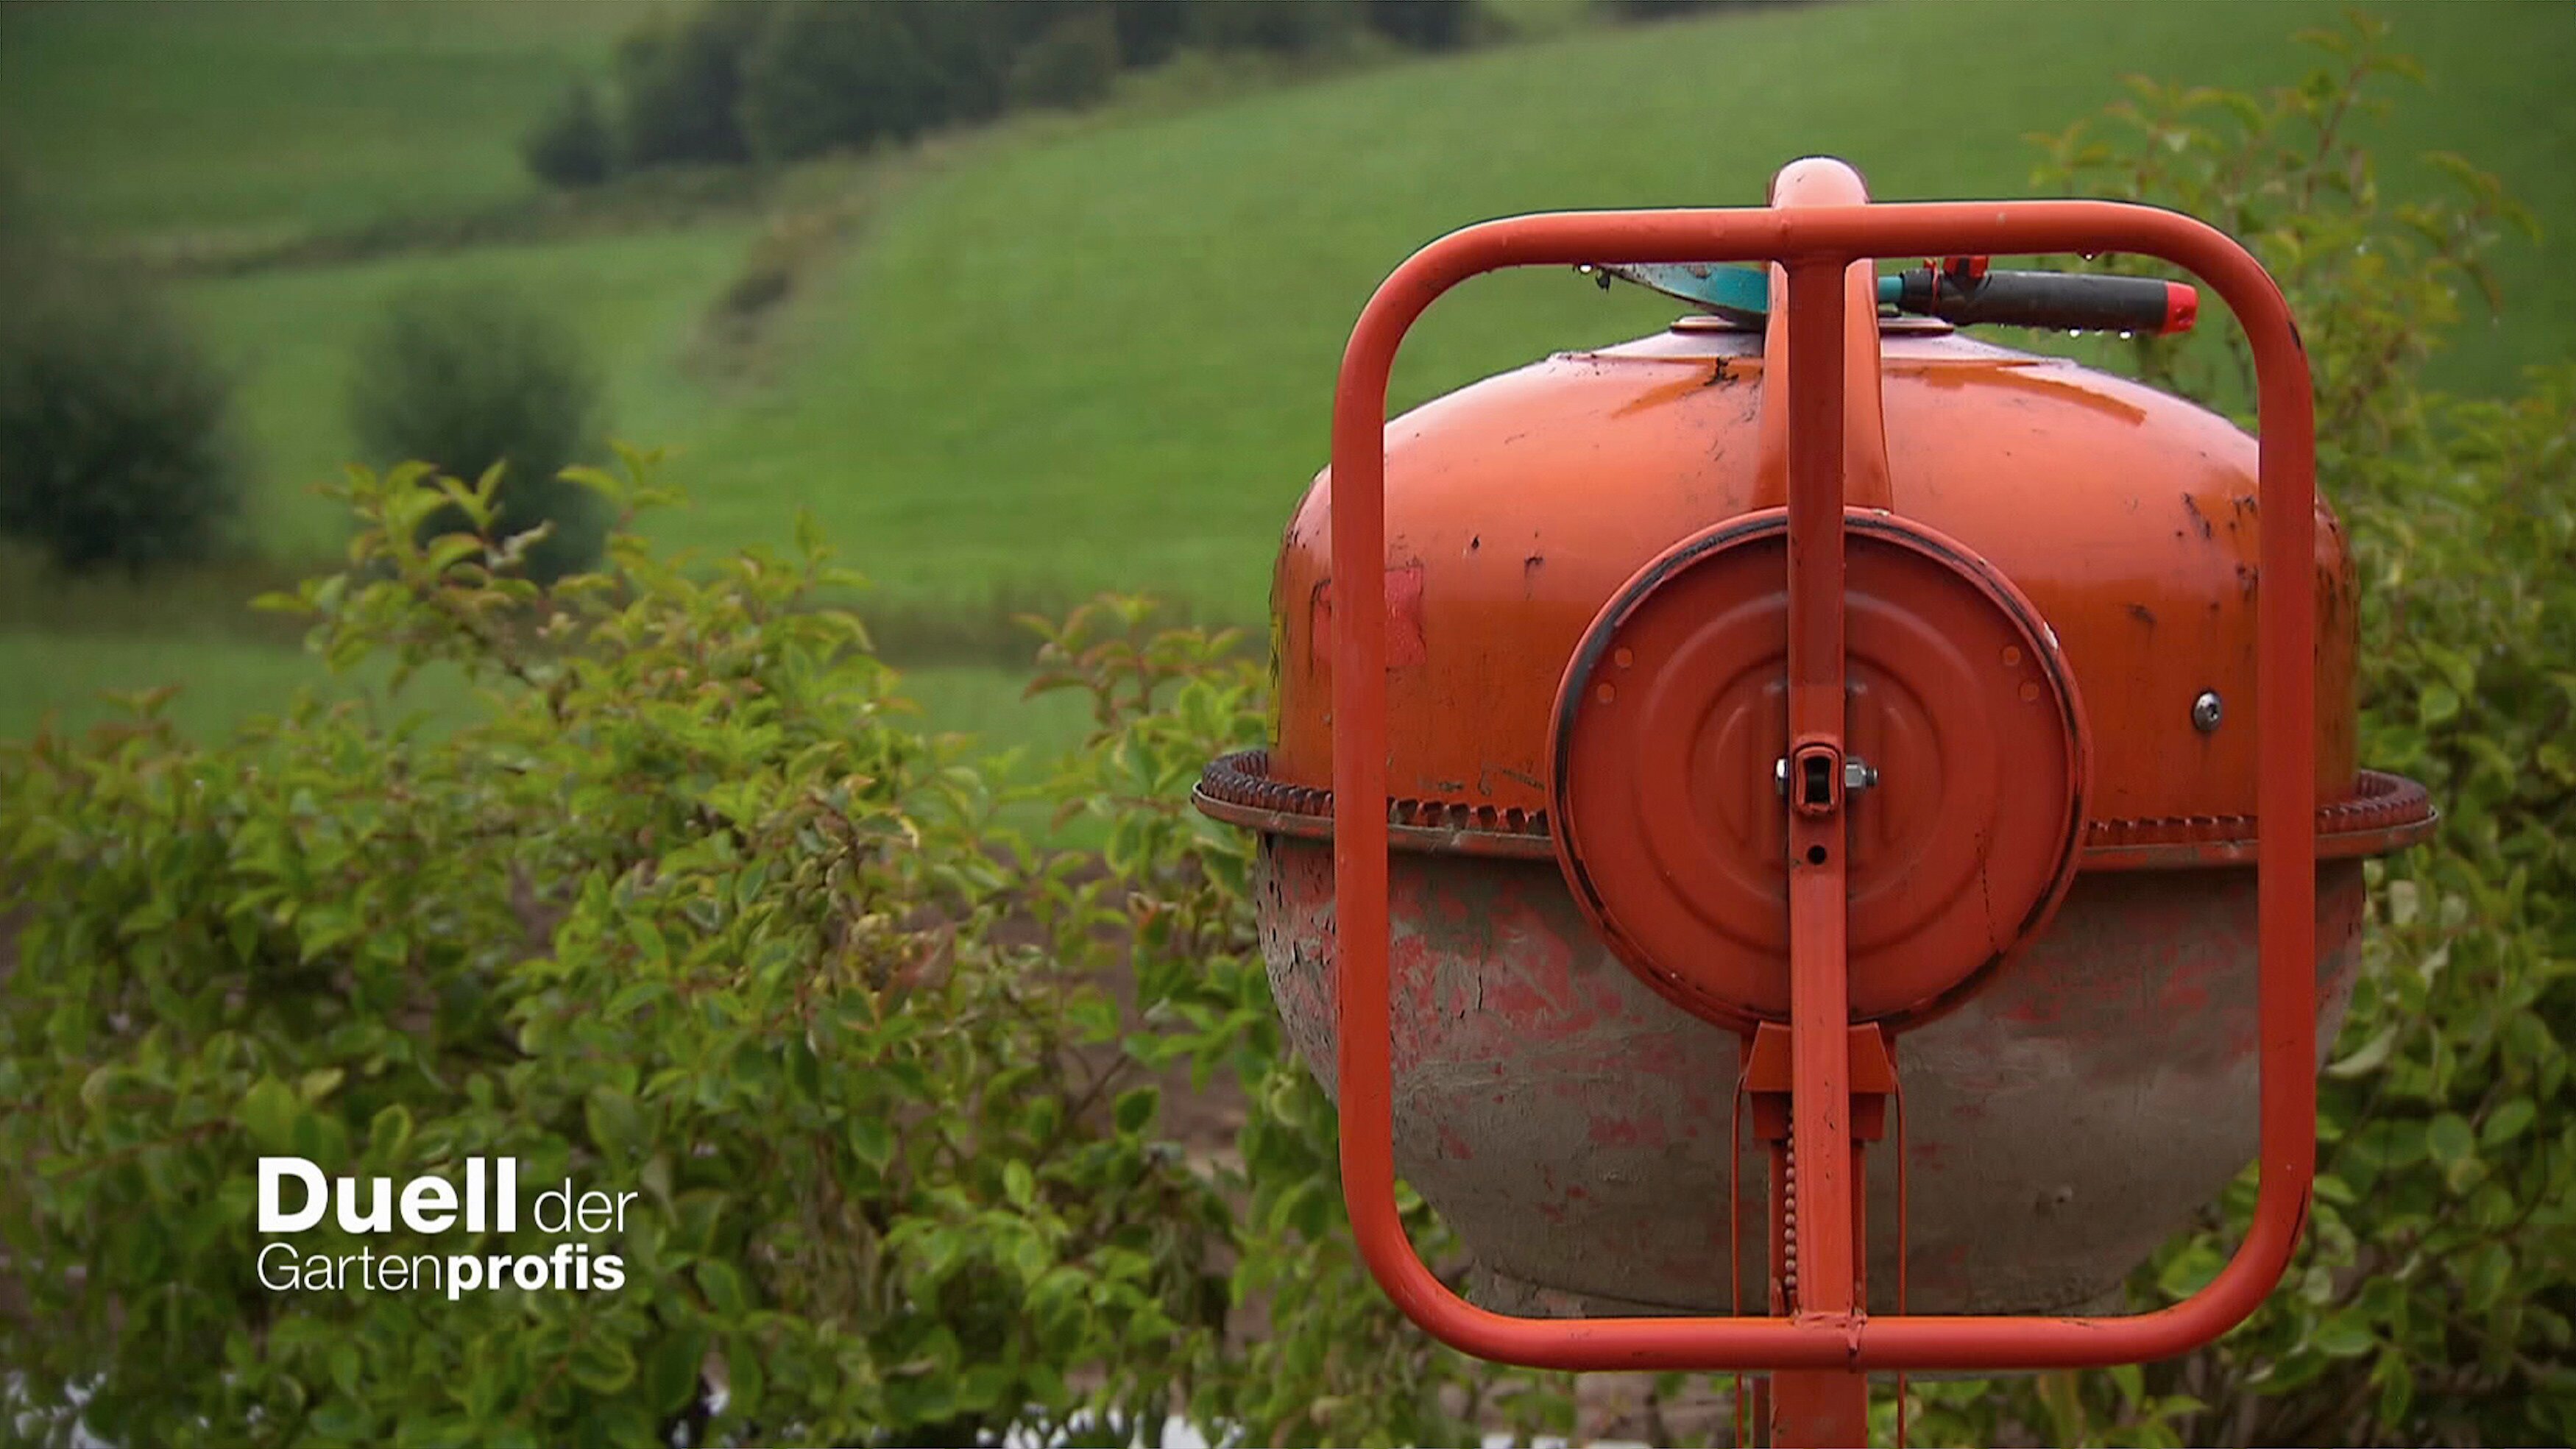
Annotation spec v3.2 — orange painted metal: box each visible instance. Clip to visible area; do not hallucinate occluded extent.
[1274,329,2367,838]
[1779,246,1866,1446]
[1326,193,2321,1374]
[1549,512,2092,1027]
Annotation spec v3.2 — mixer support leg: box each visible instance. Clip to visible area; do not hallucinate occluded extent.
[1771,1370,1869,1447]
[1747,1022,1898,1447]
[1777,248,1869,1448]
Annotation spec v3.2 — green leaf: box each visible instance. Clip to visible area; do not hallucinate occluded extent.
[723,1336,764,1420]
[2426,1112,2475,1167]
[644,1328,710,1415]
[2481,1098,2537,1147]
[2313,1313,2377,1358]
[585,1088,645,1162]
[569,1336,637,1395]
[2463,1241,2513,1312]
[2416,682,2460,725]
[851,1115,894,1172]
[238,1077,301,1155]
[2374,1347,2416,1428]
[369,1104,414,1168]
[696,1260,748,1319]
[1114,1085,1160,1136]
[2326,1024,2399,1078]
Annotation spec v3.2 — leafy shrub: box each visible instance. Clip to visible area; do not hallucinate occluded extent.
[344,283,609,581]
[520,80,615,189]
[610,0,767,170]
[0,457,1568,1447]
[588,0,1479,177]
[904,0,1052,127]
[1109,0,1193,68]
[1366,0,1482,49]
[1601,0,1724,18]
[736,1,1059,163]
[1894,17,2575,1446]
[1008,7,1126,113]
[736,1,947,163]
[1188,0,1367,56]
[0,238,243,576]
[1599,0,1795,18]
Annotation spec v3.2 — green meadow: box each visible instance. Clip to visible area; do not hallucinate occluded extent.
[4,0,2571,752]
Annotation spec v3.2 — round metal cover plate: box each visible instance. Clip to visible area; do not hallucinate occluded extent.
[1549,510,2091,1029]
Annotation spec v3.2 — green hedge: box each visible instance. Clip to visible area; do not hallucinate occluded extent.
[0,457,1563,1447]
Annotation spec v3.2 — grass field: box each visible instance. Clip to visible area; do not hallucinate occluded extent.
[0,0,658,240]
[0,627,1100,780]
[4,0,2572,761]
[720,0,2575,623]
[181,224,757,554]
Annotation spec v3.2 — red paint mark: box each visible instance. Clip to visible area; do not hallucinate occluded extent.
[1590,1118,1643,1147]
[1385,563,1426,667]
[1312,562,1429,670]
[1587,1115,1668,1149]
[2000,996,2064,1026]
[2156,950,2219,1015]
[1438,1124,1476,1161]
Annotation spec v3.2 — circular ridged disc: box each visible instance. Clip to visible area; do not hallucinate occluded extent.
[1549,511,2091,1029]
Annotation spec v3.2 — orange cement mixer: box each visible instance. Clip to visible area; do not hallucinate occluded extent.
[1192,159,2434,1443]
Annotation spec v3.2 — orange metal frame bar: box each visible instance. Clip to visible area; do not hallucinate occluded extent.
[1325,199,2318,1374]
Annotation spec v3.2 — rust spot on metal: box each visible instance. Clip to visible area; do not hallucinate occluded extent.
[2180,495,2215,541]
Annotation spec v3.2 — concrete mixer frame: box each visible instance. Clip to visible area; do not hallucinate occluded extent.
[1323,188,2321,1432]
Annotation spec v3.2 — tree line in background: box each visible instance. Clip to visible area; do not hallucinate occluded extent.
[521,0,1489,188]
[1,0,1754,582]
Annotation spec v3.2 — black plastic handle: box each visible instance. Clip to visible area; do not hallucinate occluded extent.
[1894,266,2198,335]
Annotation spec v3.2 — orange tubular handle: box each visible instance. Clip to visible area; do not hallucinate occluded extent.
[1326,199,2318,1373]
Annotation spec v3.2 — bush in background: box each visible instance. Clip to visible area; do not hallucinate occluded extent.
[1897,17,2574,1445]
[344,284,609,581]
[1108,0,1193,69]
[1008,7,1128,113]
[0,458,1563,1447]
[1186,0,1367,57]
[528,0,1493,187]
[519,79,614,190]
[0,208,243,577]
[1599,0,1786,19]
[609,0,766,170]
[735,2,950,164]
[1366,0,1481,51]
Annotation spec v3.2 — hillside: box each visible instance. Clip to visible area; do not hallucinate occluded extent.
[712,0,2574,625]
[0,0,658,239]
[1,0,2570,746]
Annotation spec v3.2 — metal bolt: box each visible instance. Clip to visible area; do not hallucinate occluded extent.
[1774,756,1878,796]
[2191,690,2223,733]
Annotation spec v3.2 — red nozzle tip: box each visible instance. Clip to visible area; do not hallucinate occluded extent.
[2162,282,2199,335]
